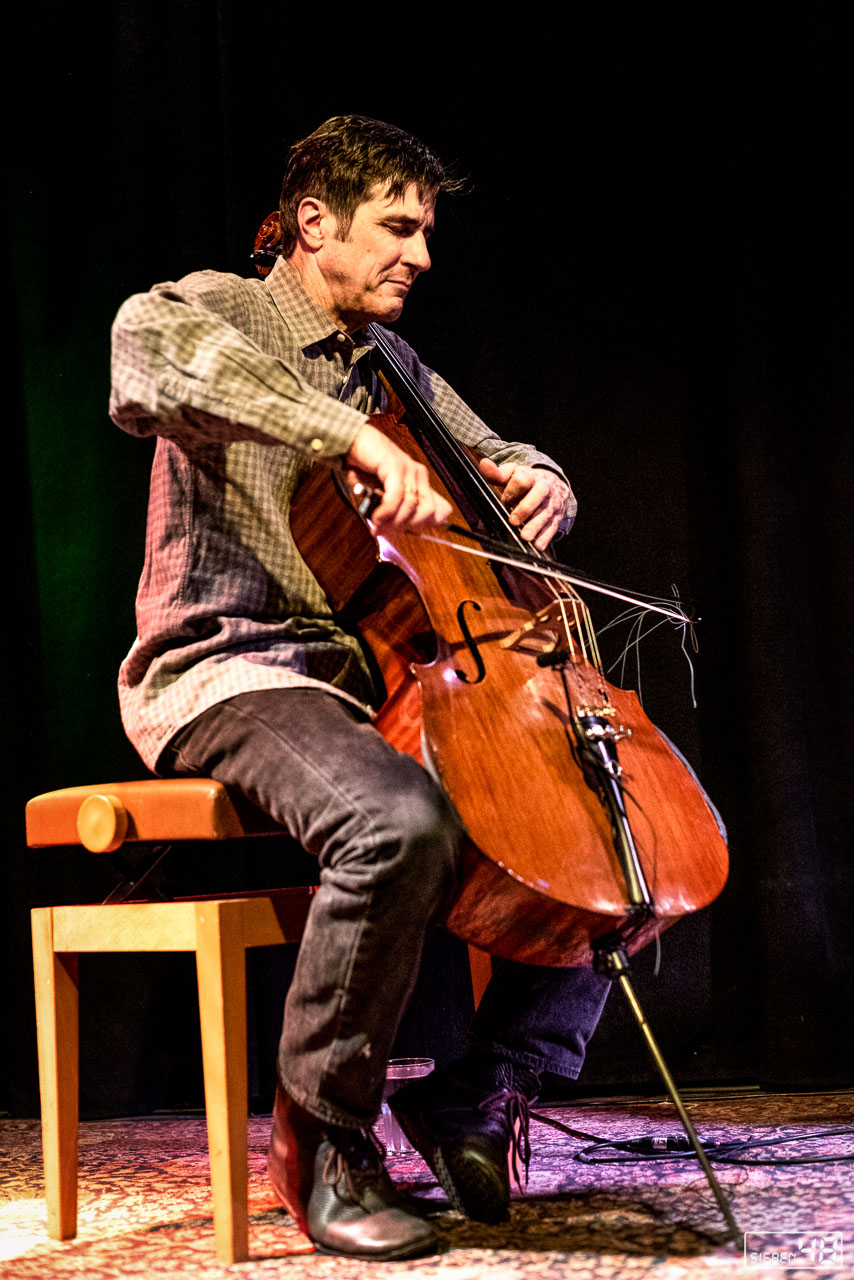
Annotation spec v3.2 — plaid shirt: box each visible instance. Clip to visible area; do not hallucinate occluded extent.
[110,257,576,771]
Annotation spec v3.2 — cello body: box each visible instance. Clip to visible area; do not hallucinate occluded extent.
[291,403,729,967]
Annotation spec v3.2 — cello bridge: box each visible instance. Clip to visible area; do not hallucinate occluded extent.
[499,600,577,657]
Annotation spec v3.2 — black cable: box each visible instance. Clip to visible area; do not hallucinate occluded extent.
[706,1128,854,1166]
[530,1110,613,1145]
[531,1110,854,1167]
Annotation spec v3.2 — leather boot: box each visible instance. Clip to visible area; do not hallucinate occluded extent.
[267,1084,436,1259]
[307,1127,436,1259]
[389,1058,536,1223]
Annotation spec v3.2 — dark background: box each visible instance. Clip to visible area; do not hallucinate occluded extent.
[4,7,853,1118]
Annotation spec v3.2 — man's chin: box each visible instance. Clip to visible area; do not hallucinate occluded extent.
[345,292,407,330]
[365,299,405,326]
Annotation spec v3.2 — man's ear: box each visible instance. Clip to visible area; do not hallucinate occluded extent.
[296,196,334,251]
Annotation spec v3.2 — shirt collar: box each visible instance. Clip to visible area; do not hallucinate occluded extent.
[265,256,375,359]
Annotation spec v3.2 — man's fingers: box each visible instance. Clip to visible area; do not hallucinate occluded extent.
[477,456,507,486]
[345,424,450,529]
[506,475,552,527]
[347,432,565,538]
[520,505,563,549]
[364,470,451,530]
[476,457,569,549]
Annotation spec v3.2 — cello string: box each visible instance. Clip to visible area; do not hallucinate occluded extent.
[625,614,646,701]
[611,610,662,699]
[598,606,649,690]
[369,327,525,543]
[568,589,587,664]
[349,462,694,627]
[442,523,698,616]
[601,607,698,710]
[542,575,578,662]
[583,596,606,675]
[413,531,692,626]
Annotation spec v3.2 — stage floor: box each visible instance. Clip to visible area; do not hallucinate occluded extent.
[2,1090,854,1277]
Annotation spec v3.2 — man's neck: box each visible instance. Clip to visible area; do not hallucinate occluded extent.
[286,247,354,333]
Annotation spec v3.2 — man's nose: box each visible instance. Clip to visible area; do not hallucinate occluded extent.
[404,232,431,273]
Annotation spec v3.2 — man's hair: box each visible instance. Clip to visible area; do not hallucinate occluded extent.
[278,115,463,256]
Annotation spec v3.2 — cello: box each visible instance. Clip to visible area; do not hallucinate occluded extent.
[254,215,738,1240]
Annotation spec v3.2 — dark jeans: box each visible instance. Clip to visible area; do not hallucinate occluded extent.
[161,688,610,1129]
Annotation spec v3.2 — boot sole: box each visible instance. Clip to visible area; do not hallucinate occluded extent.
[310,1210,438,1261]
[312,1235,437,1261]
[392,1108,509,1223]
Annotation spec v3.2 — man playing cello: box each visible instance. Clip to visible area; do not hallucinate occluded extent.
[110,114,611,1259]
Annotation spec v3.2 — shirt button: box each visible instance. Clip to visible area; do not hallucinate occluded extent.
[309,437,323,453]
[336,332,347,344]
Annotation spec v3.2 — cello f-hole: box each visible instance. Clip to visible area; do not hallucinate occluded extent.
[454,600,486,684]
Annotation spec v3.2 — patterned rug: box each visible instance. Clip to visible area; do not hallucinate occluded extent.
[2,1091,854,1278]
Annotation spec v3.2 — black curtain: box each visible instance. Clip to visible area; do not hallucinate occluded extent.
[5,8,853,1117]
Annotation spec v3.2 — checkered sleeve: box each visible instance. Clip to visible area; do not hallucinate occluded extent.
[110,275,365,460]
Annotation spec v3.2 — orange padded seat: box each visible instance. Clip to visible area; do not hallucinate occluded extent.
[25,777,281,850]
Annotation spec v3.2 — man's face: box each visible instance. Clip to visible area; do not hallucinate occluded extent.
[317,184,435,331]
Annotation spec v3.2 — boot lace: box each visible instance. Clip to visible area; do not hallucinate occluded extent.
[478,1089,531,1189]
[321,1126,387,1201]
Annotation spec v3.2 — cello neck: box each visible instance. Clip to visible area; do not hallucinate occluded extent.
[368,326,529,548]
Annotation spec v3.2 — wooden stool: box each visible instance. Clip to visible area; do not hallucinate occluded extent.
[27,778,315,1264]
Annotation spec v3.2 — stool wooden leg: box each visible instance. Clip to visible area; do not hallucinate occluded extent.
[194,900,250,1264]
[31,908,79,1241]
